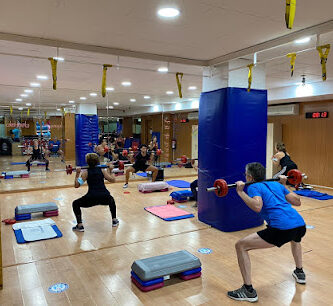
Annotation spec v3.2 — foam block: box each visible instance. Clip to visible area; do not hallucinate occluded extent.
[131,276,164,292]
[43,210,59,217]
[131,271,164,287]
[15,213,31,221]
[131,250,201,281]
[179,271,202,280]
[138,182,169,193]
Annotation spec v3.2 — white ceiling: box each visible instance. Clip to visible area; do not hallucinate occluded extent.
[0,0,333,114]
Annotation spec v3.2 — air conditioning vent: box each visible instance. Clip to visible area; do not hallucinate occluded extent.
[188,112,199,120]
[268,104,299,116]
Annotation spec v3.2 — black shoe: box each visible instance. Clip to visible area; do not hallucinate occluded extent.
[227,285,258,303]
[293,269,306,284]
[112,219,119,227]
[46,168,50,171]
[72,225,84,232]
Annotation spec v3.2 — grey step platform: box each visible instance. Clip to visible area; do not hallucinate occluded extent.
[131,250,201,281]
[15,202,58,215]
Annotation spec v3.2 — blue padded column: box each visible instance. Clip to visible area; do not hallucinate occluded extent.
[198,87,267,232]
[75,114,99,166]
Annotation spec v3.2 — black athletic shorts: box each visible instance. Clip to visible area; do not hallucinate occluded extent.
[133,164,149,173]
[257,225,306,247]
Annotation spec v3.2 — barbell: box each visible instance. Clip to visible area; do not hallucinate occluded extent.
[177,155,198,164]
[65,161,133,175]
[206,169,305,197]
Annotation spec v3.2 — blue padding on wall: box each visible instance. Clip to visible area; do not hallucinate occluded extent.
[198,87,267,232]
[75,114,99,166]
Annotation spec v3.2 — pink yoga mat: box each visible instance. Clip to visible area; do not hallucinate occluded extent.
[144,205,194,221]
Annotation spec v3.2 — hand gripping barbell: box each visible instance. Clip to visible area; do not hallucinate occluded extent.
[206,169,305,197]
[65,161,132,175]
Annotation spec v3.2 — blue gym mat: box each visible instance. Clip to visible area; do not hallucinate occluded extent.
[136,173,148,177]
[14,225,63,244]
[11,162,26,165]
[166,180,191,188]
[294,190,333,200]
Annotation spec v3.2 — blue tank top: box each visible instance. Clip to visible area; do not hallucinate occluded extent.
[87,167,109,195]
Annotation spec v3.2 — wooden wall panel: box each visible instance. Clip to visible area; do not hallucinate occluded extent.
[269,100,333,187]
[48,116,63,139]
[64,113,76,161]
[122,117,133,138]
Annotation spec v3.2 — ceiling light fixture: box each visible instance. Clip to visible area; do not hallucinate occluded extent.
[16,98,22,102]
[30,82,40,87]
[158,67,168,73]
[90,93,97,97]
[144,95,151,99]
[295,37,311,44]
[24,89,33,93]
[53,57,64,61]
[18,107,23,111]
[20,94,28,97]
[157,7,180,18]
[80,97,87,100]
[188,86,197,90]
[166,91,174,95]
[36,75,48,80]
[130,99,136,102]
[57,108,61,111]
[69,100,75,104]
[121,81,131,86]
[113,102,119,105]
[108,106,114,109]
[106,87,114,91]
[26,103,31,106]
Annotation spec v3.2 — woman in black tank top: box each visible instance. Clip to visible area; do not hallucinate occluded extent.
[272,142,297,180]
[26,139,49,171]
[72,153,119,232]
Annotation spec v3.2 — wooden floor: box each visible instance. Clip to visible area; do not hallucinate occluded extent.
[1,174,333,305]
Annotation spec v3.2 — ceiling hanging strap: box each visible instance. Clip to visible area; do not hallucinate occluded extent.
[247,64,254,92]
[286,53,297,77]
[316,44,330,81]
[10,106,13,115]
[176,72,184,98]
[285,0,296,29]
[27,108,30,117]
[48,57,58,90]
[101,64,113,97]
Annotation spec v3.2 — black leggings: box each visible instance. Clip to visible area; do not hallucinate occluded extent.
[26,156,49,171]
[190,179,198,201]
[72,193,116,224]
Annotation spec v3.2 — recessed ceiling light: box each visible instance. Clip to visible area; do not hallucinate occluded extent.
[130,99,136,102]
[69,100,75,104]
[106,87,114,91]
[20,94,28,97]
[107,106,114,109]
[188,86,197,90]
[113,102,119,105]
[80,97,87,100]
[121,81,131,86]
[90,92,97,97]
[166,91,174,95]
[24,89,33,93]
[57,108,61,111]
[144,95,151,99]
[16,98,22,102]
[53,57,64,61]
[18,107,23,111]
[157,7,180,18]
[26,103,31,106]
[36,75,48,80]
[295,37,311,44]
[30,82,40,87]
[158,67,168,73]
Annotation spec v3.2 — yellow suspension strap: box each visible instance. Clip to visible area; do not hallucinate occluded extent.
[101,64,113,97]
[316,44,330,81]
[44,111,47,120]
[286,53,297,77]
[10,106,13,115]
[247,64,254,92]
[176,72,184,98]
[48,57,58,90]
[27,108,30,117]
[285,0,296,29]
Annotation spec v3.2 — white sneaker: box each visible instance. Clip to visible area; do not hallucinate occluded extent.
[123,183,128,189]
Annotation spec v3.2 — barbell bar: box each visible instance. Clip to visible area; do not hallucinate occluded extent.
[206,169,306,197]
[65,161,133,175]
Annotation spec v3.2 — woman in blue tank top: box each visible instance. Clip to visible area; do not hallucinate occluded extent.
[72,153,119,232]
[227,162,306,303]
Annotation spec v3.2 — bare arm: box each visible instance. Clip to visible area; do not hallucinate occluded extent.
[103,164,115,183]
[236,181,263,213]
[285,193,301,206]
[272,152,284,166]
[74,168,87,188]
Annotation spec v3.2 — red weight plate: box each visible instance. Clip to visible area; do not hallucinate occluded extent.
[287,169,302,185]
[181,155,187,163]
[214,179,228,197]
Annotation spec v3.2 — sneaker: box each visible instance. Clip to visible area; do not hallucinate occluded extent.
[46,168,50,171]
[72,225,84,232]
[227,285,258,303]
[123,183,128,189]
[292,269,306,284]
[112,219,119,227]
[192,202,198,208]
